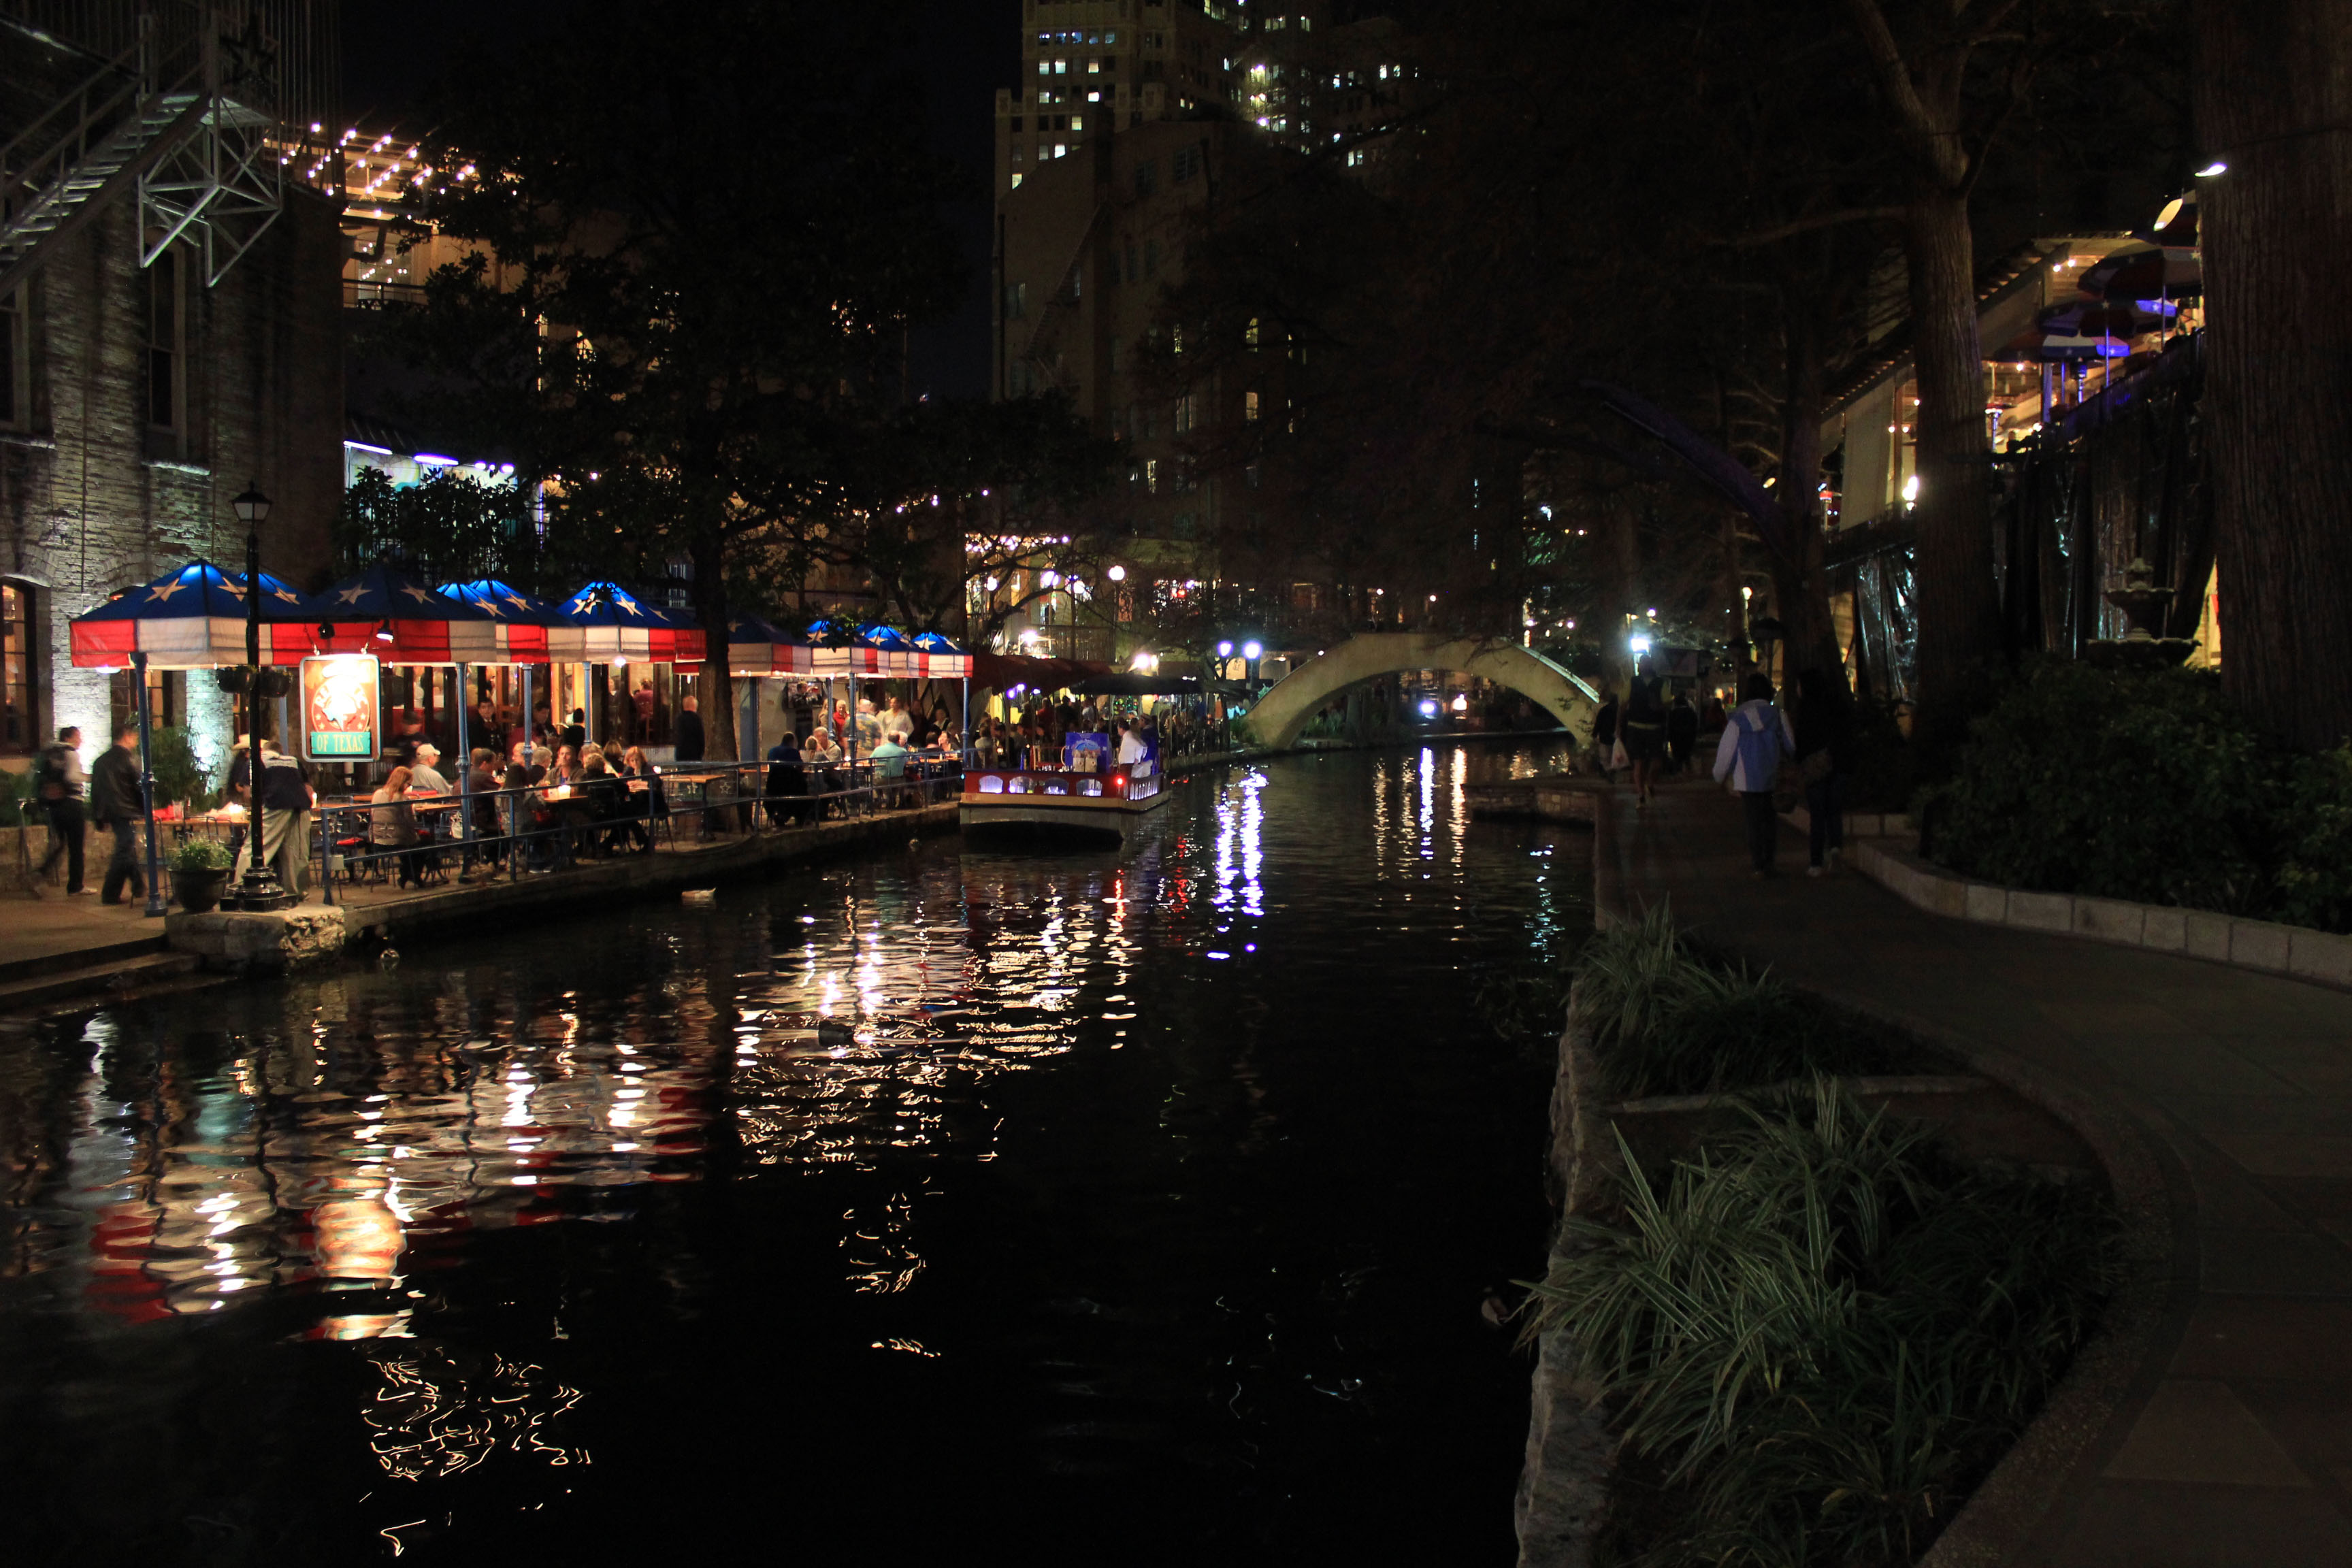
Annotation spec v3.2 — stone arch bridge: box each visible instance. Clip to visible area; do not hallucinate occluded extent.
[1237,634,1601,750]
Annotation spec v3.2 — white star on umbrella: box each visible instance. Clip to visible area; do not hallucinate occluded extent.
[146,578,186,603]
[617,593,641,615]
[568,595,593,615]
[273,587,302,603]
[402,585,438,604]
[480,600,505,617]
[502,591,530,611]
[336,586,368,605]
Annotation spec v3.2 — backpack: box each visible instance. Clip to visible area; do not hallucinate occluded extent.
[35,745,69,802]
[1733,704,1784,792]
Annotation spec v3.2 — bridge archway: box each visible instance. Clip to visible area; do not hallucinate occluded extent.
[1239,634,1601,750]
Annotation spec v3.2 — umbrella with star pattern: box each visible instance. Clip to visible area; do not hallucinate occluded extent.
[437,578,583,664]
[311,566,502,663]
[70,560,324,668]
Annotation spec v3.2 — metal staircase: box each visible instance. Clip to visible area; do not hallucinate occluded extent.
[0,7,291,301]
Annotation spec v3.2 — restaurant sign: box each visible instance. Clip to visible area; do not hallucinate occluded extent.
[301,654,380,761]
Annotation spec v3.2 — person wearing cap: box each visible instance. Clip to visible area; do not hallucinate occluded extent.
[408,742,449,796]
[240,739,316,896]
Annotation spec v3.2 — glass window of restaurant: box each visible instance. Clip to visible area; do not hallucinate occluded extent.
[1,580,37,753]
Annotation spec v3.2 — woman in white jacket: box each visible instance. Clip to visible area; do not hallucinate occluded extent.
[1712,674,1797,877]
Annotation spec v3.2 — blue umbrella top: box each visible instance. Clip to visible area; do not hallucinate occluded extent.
[440,578,573,624]
[858,624,917,653]
[319,565,492,621]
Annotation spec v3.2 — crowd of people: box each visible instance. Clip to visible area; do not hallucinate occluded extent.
[1588,656,1857,880]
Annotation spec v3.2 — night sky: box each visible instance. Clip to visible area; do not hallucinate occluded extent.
[338,0,1020,401]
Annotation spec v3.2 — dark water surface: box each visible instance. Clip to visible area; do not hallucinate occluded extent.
[0,743,1590,1565]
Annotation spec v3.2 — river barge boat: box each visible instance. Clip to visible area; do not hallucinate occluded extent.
[960,755,1172,842]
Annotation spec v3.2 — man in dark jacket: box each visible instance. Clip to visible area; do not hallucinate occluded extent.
[33,725,89,896]
[90,721,148,905]
[673,696,705,762]
[252,742,316,896]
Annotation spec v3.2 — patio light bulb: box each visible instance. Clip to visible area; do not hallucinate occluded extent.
[2195,160,2227,178]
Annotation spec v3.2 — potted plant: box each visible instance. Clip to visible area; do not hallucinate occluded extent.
[169,838,236,913]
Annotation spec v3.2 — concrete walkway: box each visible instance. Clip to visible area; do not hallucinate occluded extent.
[1598,783,2352,1568]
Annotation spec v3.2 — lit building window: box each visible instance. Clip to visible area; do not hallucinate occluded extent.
[1244,390,1260,422]
[1011,172,1024,189]
[1245,316,1260,347]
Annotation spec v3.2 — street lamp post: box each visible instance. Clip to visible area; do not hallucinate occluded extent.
[231,480,294,912]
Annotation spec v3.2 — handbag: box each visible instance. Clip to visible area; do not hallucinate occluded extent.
[1609,737,1629,771]
[1797,749,1834,787]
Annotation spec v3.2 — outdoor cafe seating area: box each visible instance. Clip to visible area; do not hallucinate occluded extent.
[67,558,979,911]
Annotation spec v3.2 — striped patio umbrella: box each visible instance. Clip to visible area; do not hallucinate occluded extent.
[311,566,500,664]
[727,615,815,676]
[911,630,972,678]
[70,561,322,668]
[806,619,887,676]
[438,578,583,664]
[858,623,920,676]
[557,580,705,665]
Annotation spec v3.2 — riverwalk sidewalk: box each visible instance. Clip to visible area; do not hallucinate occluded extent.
[1599,783,2352,1568]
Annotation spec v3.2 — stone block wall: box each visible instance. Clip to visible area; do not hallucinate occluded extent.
[0,30,344,771]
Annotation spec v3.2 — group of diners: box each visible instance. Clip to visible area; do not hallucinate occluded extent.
[357,738,666,887]
[346,695,965,889]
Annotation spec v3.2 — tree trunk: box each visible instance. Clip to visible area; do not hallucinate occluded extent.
[1902,187,2002,738]
[693,538,737,762]
[1774,303,1846,687]
[2196,0,2352,751]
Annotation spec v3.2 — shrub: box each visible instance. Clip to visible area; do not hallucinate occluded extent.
[1842,697,1920,815]
[149,725,216,811]
[0,766,36,828]
[169,838,234,873]
[1529,1083,2119,1567]
[1925,660,2274,913]
[1571,905,1887,1097]
[2274,744,2352,934]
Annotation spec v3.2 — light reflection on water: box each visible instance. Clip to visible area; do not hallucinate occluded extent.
[0,740,1590,1562]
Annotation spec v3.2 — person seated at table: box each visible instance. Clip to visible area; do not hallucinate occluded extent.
[528,745,552,786]
[764,731,810,828]
[608,745,657,852]
[574,751,623,857]
[409,742,449,796]
[551,744,578,785]
[465,748,504,875]
[370,766,425,889]
[871,732,911,806]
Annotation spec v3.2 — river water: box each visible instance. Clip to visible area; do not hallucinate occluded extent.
[0,742,1590,1565]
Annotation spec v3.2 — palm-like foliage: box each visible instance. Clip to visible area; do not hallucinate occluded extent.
[1571,904,1886,1097]
[1531,1084,2119,1567]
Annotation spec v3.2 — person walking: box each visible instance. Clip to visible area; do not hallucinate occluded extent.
[1590,689,1620,777]
[1666,693,1699,777]
[33,725,90,896]
[1622,655,1668,806]
[1793,668,1855,878]
[1712,673,1796,879]
[90,721,148,905]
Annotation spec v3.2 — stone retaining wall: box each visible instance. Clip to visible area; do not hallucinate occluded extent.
[1839,834,2352,991]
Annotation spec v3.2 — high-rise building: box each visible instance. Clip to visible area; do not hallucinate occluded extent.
[989,1,1407,656]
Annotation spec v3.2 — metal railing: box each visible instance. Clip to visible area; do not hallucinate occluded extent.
[304,757,962,904]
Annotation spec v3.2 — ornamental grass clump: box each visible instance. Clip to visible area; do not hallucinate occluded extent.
[1528,1083,2119,1568]
[1571,905,1886,1098]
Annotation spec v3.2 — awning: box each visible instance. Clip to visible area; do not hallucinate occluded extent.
[726,614,816,676]
[912,630,973,679]
[439,578,582,664]
[969,651,1114,692]
[312,565,500,664]
[557,580,707,664]
[70,561,323,668]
